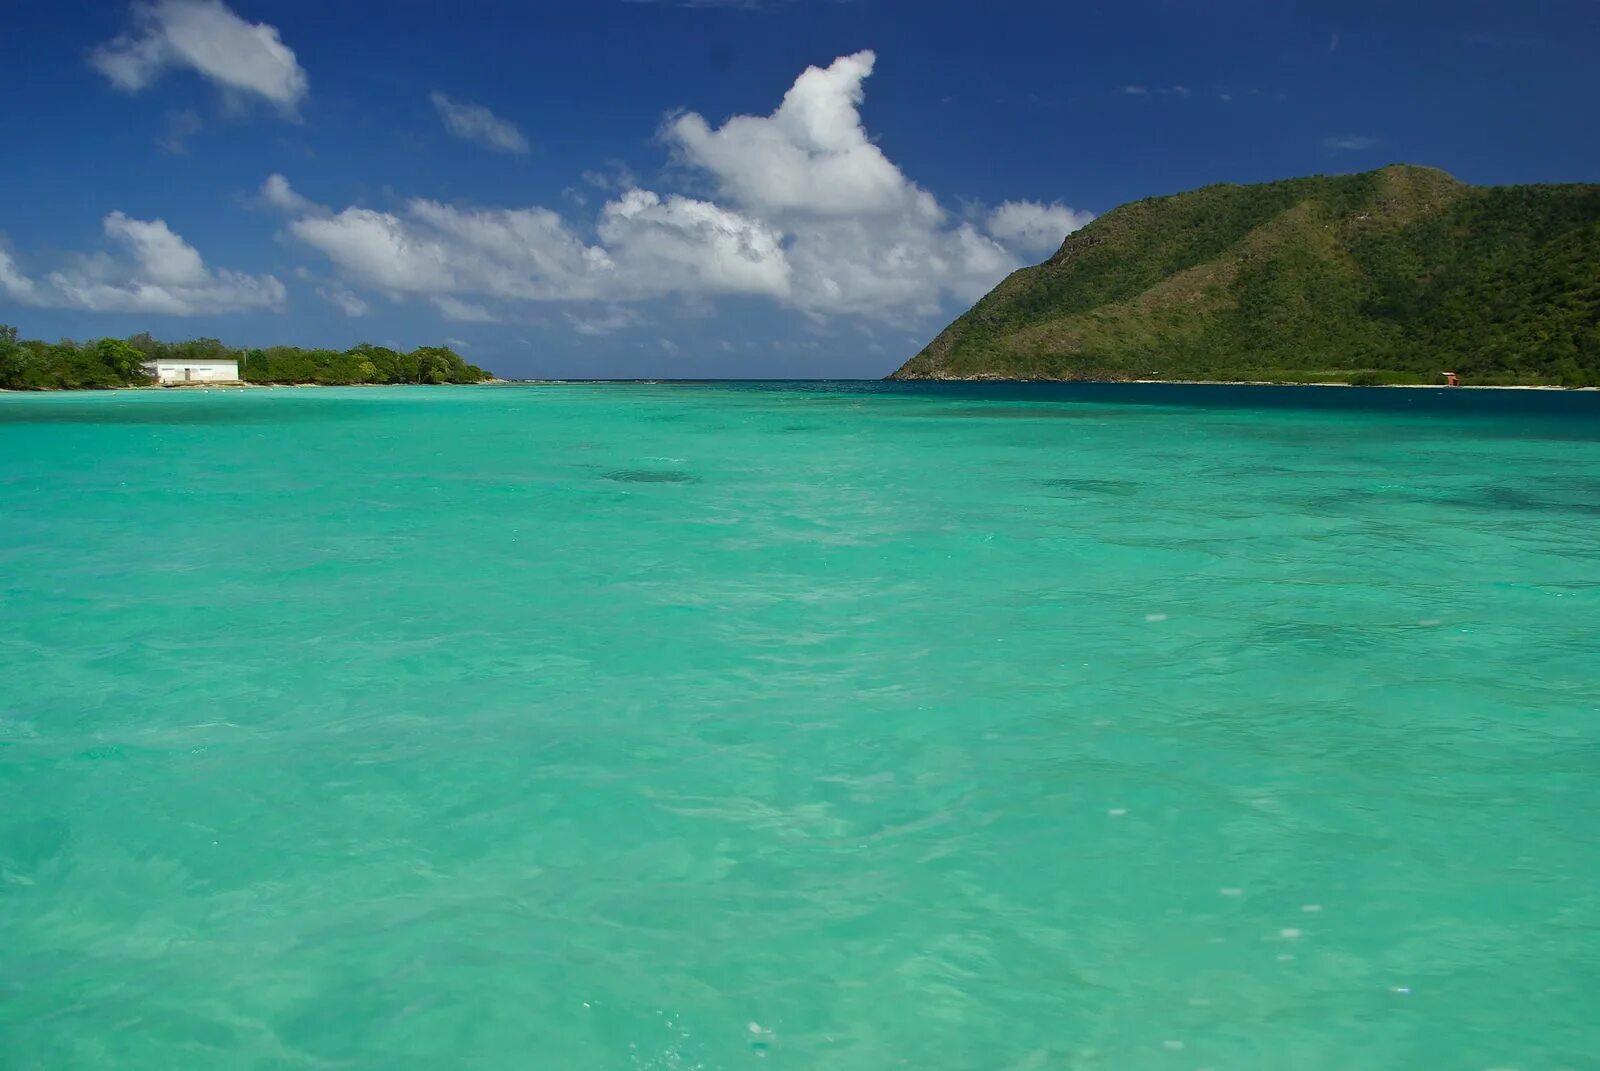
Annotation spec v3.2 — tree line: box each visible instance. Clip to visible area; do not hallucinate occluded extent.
[0,326,492,390]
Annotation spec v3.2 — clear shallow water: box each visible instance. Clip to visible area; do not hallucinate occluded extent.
[2,382,1598,1070]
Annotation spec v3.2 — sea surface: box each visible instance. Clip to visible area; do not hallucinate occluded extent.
[2,381,1598,1070]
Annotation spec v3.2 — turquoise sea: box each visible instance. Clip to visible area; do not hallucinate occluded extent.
[2,382,1598,1071]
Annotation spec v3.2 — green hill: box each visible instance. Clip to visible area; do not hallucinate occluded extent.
[890,165,1600,386]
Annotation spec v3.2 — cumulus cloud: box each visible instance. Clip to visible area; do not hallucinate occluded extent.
[274,51,1089,324]
[651,49,1026,314]
[430,92,531,155]
[596,188,790,299]
[0,211,285,315]
[0,249,41,304]
[257,172,319,214]
[986,200,1095,256]
[781,212,1015,317]
[432,295,497,322]
[288,201,611,303]
[90,0,308,115]
[581,163,639,192]
[317,285,368,316]
[566,307,644,335]
[665,50,926,217]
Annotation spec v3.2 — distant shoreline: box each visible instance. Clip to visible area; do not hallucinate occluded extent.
[1135,379,1597,391]
[884,375,1598,391]
[507,377,1598,391]
[0,380,508,393]
[5,378,1596,393]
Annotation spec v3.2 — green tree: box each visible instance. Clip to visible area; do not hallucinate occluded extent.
[349,344,405,383]
[95,338,151,382]
[0,325,22,387]
[125,332,161,358]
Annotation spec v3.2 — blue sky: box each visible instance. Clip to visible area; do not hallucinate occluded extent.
[3,0,1597,378]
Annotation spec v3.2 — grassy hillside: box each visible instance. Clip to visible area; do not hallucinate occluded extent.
[890,166,1600,386]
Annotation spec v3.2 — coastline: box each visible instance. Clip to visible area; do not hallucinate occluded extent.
[1,379,506,393]
[6,377,1595,393]
[885,374,1596,391]
[1136,379,1597,391]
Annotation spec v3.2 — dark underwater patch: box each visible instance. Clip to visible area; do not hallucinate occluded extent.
[602,469,697,484]
[1249,621,1385,655]
[1454,484,1600,517]
[1040,478,1139,497]
[928,405,1128,420]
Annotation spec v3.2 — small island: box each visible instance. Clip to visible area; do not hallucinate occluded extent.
[0,325,492,390]
[890,165,1600,387]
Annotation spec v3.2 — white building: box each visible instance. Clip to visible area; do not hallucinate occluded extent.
[143,357,240,384]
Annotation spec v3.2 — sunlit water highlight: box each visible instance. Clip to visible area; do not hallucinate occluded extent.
[2,382,1597,1069]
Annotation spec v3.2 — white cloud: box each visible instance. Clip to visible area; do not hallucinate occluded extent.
[432,295,497,322]
[581,164,638,192]
[291,193,763,308]
[782,212,1015,316]
[986,200,1095,256]
[444,337,470,349]
[0,212,284,315]
[665,50,926,218]
[655,49,1031,315]
[104,212,207,285]
[430,92,530,155]
[258,172,319,214]
[317,285,368,316]
[596,188,790,299]
[0,249,41,304]
[566,307,643,335]
[289,200,611,302]
[90,0,308,116]
[276,51,1089,326]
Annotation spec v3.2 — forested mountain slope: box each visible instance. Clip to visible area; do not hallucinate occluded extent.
[890,166,1600,386]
